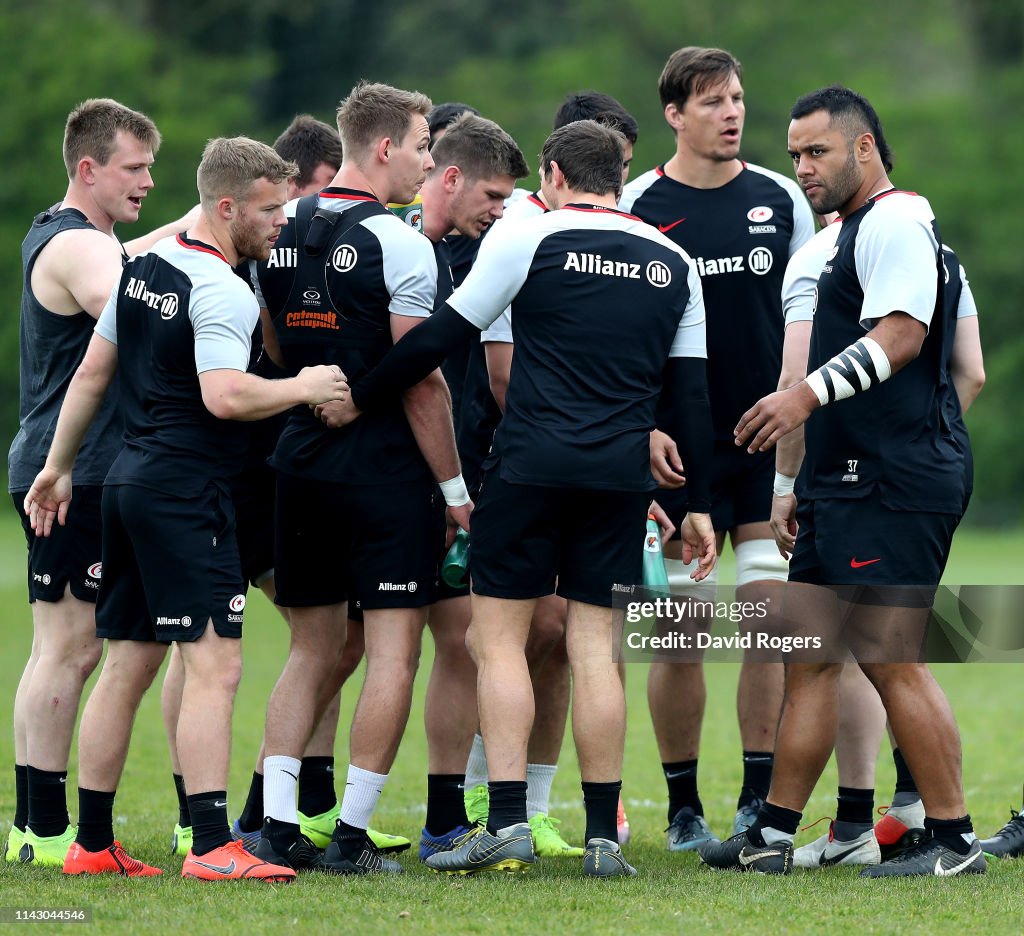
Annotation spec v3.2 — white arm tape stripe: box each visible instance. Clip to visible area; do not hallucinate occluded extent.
[804,336,892,407]
[439,474,471,507]
[773,472,796,496]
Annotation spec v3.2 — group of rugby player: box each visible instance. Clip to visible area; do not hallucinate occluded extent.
[7,44,1020,883]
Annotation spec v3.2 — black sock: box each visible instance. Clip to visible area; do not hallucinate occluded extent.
[26,766,70,838]
[582,780,621,844]
[13,764,29,832]
[237,771,264,833]
[925,814,974,856]
[298,757,337,818]
[663,759,702,822]
[487,780,527,835]
[892,748,919,796]
[173,773,190,828]
[263,816,302,852]
[425,774,469,835]
[748,801,801,846]
[76,788,116,852]
[187,791,231,855]
[836,786,874,826]
[739,751,773,807]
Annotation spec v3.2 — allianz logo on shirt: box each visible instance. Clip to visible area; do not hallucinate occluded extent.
[564,252,673,288]
[693,247,774,278]
[124,277,179,320]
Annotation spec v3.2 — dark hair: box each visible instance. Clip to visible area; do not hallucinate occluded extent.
[790,85,894,173]
[428,102,480,143]
[272,115,343,189]
[429,114,529,181]
[553,91,638,143]
[541,120,625,199]
[659,46,743,110]
[63,98,161,179]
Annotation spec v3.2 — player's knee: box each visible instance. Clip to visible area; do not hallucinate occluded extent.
[734,539,789,587]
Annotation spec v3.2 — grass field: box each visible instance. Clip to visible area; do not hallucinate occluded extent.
[0,513,1021,934]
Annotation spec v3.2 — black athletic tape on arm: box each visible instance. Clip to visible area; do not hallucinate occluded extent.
[350,303,480,413]
[662,357,713,513]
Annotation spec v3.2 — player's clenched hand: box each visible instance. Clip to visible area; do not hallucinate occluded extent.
[770,492,799,559]
[648,498,676,544]
[446,501,473,547]
[650,429,685,488]
[680,512,716,581]
[298,364,349,405]
[734,382,818,454]
[314,398,362,429]
[24,466,72,538]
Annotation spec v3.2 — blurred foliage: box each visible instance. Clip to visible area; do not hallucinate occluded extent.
[1,0,1021,521]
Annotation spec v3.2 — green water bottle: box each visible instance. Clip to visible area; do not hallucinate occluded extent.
[642,514,670,595]
[442,528,470,588]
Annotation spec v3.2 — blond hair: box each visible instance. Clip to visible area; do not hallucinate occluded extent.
[197,136,298,206]
[336,81,431,156]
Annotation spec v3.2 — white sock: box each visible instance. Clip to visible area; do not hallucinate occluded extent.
[464,733,488,789]
[263,755,302,824]
[526,763,557,818]
[339,764,388,831]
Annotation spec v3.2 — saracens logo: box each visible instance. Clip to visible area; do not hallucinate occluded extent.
[747,206,774,223]
[646,260,672,288]
[87,562,103,579]
[748,247,774,276]
[332,244,358,272]
[229,594,246,613]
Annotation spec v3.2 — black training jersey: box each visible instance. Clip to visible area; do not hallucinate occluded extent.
[253,187,437,485]
[9,206,124,491]
[449,204,706,492]
[95,234,256,496]
[801,190,969,513]
[621,163,814,441]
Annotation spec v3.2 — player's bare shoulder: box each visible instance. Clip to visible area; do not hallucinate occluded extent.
[31,225,126,318]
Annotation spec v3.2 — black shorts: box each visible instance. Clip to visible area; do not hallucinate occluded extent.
[96,483,245,643]
[657,441,774,538]
[470,467,649,608]
[787,490,961,607]
[13,486,104,604]
[231,459,276,587]
[274,473,436,610]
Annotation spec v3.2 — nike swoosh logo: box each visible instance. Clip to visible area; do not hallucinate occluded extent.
[739,848,782,866]
[213,800,228,808]
[468,835,528,865]
[820,843,865,866]
[283,770,298,781]
[59,777,67,783]
[664,770,695,779]
[191,858,236,875]
[935,851,979,876]
[850,557,882,568]
[658,217,686,233]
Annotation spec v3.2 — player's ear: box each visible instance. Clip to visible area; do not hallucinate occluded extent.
[856,131,875,163]
[444,165,461,192]
[377,137,393,165]
[665,102,685,132]
[216,196,235,222]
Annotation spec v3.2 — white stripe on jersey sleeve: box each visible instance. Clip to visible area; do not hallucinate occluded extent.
[782,222,841,326]
[449,217,539,331]
[668,260,707,359]
[856,194,939,330]
[744,163,815,257]
[478,193,547,344]
[94,281,120,345]
[618,168,659,215]
[363,214,437,319]
[191,271,259,374]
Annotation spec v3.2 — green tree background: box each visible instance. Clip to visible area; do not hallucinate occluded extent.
[2,0,1021,522]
